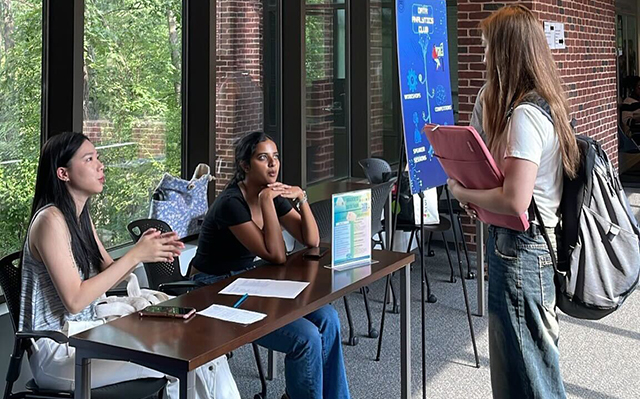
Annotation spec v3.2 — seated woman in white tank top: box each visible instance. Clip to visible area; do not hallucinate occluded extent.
[20,132,239,398]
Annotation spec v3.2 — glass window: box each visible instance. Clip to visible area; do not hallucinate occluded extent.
[370,0,399,163]
[0,0,42,263]
[214,2,265,194]
[84,0,182,248]
[305,0,349,184]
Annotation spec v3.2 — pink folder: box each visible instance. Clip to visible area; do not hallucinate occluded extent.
[424,124,529,231]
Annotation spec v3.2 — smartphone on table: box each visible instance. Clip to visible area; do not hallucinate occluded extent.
[139,305,196,319]
[303,246,329,260]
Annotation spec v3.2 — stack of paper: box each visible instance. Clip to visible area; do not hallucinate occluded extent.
[219,278,309,299]
[198,304,266,325]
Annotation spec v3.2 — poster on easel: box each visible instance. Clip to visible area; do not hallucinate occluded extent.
[396,0,454,194]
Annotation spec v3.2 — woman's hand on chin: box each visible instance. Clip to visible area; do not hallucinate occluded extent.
[259,184,285,201]
[275,184,304,201]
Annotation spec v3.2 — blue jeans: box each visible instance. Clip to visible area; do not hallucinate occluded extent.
[192,272,350,399]
[256,305,350,399]
[487,226,565,399]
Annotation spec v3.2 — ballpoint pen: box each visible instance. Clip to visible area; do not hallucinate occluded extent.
[233,293,249,308]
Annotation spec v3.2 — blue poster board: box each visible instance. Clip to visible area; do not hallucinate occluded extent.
[396,0,454,194]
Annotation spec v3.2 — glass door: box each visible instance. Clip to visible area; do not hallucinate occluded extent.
[305,0,349,184]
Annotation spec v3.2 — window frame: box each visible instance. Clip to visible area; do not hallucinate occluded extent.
[40,0,216,253]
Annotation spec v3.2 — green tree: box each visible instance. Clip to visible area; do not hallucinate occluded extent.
[0,0,183,257]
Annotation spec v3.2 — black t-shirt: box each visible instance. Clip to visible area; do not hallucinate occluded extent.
[191,182,293,276]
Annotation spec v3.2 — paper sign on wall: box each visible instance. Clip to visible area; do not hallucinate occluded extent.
[544,22,565,50]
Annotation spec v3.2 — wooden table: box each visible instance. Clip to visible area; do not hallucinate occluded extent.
[71,249,415,399]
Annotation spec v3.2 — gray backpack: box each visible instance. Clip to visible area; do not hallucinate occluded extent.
[521,93,640,319]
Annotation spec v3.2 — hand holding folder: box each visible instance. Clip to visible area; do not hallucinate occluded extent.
[423,124,530,231]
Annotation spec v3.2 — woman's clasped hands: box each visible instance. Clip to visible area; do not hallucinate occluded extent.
[259,182,305,202]
[132,228,185,264]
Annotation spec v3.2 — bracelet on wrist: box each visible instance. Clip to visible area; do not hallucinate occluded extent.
[295,190,308,209]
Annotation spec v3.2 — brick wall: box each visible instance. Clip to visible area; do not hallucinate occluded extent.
[457,0,618,252]
[307,78,336,182]
[84,120,166,158]
[370,0,385,157]
[83,120,110,144]
[132,121,166,158]
[306,5,338,184]
[215,0,264,194]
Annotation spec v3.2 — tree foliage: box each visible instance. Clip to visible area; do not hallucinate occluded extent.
[0,0,182,257]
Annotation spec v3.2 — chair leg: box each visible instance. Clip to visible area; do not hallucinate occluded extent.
[361,286,378,338]
[422,231,437,303]
[388,276,399,314]
[343,296,359,346]
[426,231,435,257]
[376,274,391,361]
[441,232,457,283]
[267,349,276,381]
[252,343,268,399]
[457,214,476,279]
[4,339,26,399]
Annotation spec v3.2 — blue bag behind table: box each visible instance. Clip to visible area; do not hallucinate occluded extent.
[149,163,213,238]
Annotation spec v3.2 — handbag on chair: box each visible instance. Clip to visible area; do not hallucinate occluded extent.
[149,163,213,238]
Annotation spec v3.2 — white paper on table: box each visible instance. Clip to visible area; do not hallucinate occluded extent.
[197,304,266,325]
[219,278,309,299]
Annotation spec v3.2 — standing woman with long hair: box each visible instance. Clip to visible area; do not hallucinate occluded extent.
[191,131,350,399]
[447,6,579,398]
[19,132,200,395]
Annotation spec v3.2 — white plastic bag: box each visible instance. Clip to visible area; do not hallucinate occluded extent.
[413,187,440,225]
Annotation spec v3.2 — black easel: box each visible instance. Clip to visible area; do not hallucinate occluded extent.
[376,131,481,399]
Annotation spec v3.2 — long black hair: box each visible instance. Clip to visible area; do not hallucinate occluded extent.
[30,132,103,278]
[228,131,274,186]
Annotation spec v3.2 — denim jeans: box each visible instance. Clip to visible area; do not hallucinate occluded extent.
[487,226,565,399]
[255,305,350,399]
[192,272,350,399]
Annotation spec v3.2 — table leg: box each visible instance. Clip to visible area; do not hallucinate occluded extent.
[74,350,91,399]
[179,370,197,399]
[400,263,411,399]
[476,220,486,316]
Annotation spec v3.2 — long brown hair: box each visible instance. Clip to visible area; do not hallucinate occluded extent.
[480,5,579,177]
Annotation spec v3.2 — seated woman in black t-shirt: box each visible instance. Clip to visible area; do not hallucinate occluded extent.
[191,132,351,399]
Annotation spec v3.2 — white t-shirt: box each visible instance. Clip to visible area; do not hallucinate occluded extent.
[504,104,563,228]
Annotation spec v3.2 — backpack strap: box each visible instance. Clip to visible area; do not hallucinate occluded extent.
[529,198,560,274]
[507,91,553,124]
[509,92,561,272]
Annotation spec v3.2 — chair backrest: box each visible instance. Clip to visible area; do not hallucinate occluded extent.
[358,158,392,184]
[371,180,396,235]
[127,219,185,290]
[618,125,640,153]
[310,199,333,243]
[0,251,22,333]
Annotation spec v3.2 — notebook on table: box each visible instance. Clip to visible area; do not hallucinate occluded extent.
[423,124,529,231]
